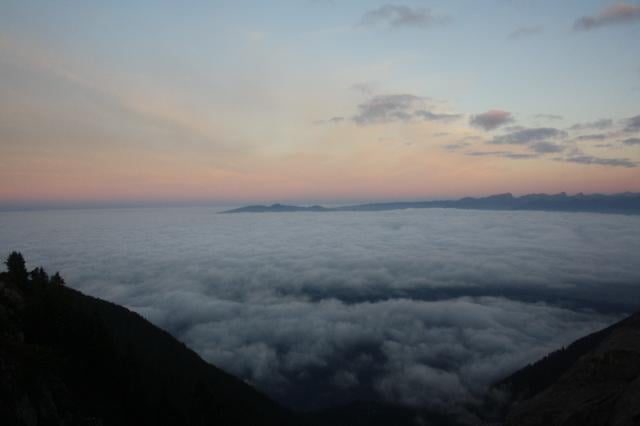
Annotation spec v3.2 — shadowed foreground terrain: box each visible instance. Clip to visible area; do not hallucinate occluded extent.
[2,252,640,426]
[0,254,298,426]
[489,310,640,425]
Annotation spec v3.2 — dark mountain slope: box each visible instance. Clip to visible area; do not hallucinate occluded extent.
[305,400,465,426]
[493,311,640,426]
[0,268,300,426]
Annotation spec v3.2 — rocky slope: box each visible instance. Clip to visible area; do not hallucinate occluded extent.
[494,311,640,425]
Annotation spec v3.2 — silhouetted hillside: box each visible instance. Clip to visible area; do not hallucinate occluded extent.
[0,254,300,426]
[306,401,466,426]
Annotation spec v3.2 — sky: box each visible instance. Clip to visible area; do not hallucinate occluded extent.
[1,0,640,207]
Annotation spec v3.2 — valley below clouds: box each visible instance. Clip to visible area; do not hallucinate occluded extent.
[1,207,639,412]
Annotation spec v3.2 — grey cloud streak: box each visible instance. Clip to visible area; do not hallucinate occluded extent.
[508,26,543,40]
[2,208,639,413]
[489,127,568,145]
[315,116,345,125]
[351,94,460,125]
[530,141,565,153]
[360,5,445,30]
[444,142,471,151]
[353,94,421,124]
[570,118,613,130]
[470,110,514,131]
[623,137,640,145]
[625,114,640,132]
[535,114,563,121]
[414,110,462,122]
[558,153,637,168]
[466,151,538,159]
[574,3,640,31]
[575,134,608,141]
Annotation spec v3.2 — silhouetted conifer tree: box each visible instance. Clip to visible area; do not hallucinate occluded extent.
[5,251,28,284]
[51,272,65,286]
[30,267,49,286]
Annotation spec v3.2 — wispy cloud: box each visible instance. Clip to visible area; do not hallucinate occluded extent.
[530,141,566,153]
[623,137,640,145]
[625,114,640,132]
[414,110,462,122]
[558,153,637,168]
[443,142,471,151]
[359,5,446,30]
[315,116,345,125]
[575,134,608,141]
[569,118,613,131]
[489,128,568,145]
[349,94,460,126]
[574,3,640,31]
[535,114,563,121]
[466,151,538,160]
[508,26,543,40]
[469,110,514,131]
[353,94,423,125]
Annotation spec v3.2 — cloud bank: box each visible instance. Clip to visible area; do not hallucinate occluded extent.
[2,208,639,412]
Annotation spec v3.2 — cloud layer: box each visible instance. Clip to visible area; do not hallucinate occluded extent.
[2,208,639,413]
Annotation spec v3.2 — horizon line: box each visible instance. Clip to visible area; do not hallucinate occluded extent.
[2,190,639,213]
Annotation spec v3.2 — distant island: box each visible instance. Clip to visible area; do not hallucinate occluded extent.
[222,192,640,215]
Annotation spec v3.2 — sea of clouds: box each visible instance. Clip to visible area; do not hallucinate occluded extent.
[1,207,639,411]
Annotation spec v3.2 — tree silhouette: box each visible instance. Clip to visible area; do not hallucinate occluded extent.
[30,266,49,286]
[51,272,66,286]
[5,251,28,284]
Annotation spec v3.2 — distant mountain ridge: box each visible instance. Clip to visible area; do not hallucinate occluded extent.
[221,192,640,215]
